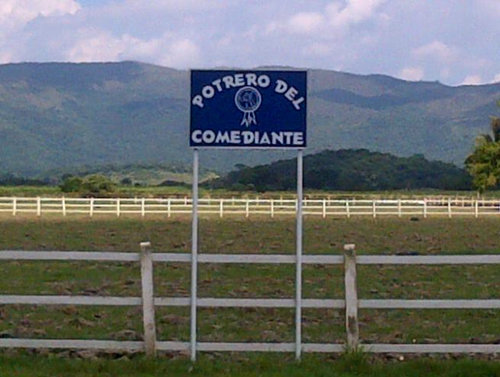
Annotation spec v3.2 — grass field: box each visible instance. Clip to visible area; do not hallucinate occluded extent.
[0,216,498,375]
[1,353,499,377]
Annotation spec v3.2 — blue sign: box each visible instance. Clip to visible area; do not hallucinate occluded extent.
[190,70,307,148]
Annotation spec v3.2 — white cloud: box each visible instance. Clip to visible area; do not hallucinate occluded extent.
[287,12,324,34]
[159,38,200,68]
[399,67,424,81]
[304,42,332,56]
[326,0,386,29]
[0,0,80,29]
[66,30,126,62]
[0,0,80,61]
[64,29,201,68]
[479,0,500,15]
[461,74,483,85]
[412,41,458,63]
[276,0,386,38]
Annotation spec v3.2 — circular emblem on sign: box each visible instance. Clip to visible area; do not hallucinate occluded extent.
[235,86,262,127]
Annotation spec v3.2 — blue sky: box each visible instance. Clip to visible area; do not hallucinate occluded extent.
[0,0,499,86]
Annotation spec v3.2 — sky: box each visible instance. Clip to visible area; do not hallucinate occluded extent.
[0,0,499,86]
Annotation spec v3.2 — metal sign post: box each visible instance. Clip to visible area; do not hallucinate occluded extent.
[189,69,307,361]
[190,148,199,361]
[295,149,303,359]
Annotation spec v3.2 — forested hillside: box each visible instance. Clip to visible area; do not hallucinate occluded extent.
[0,62,498,176]
[209,149,472,191]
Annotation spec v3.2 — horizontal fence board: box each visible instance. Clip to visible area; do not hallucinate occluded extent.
[197,342,295,352]
[0,251,139,262]
[357,255,500,265]
[155,298,345,308]
[156,341,190,352]
[153,253,191,263]
[2,251,498,265]
[0,339,144,351]
[198,254,295,264]
[0,295,140,306]
[359,299,500,309]
[364,344,500,354]
[3,340,496,354]
[4,296,496,310]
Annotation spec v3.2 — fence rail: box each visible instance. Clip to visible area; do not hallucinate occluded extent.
[0,246,499,358]
[1,197,500,218]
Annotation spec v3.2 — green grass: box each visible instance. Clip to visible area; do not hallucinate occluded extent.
[0,217,498,374]
[0,353,498,377]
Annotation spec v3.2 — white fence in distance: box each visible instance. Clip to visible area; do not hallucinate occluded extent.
[1,197,500,218]
[0,245,499,358]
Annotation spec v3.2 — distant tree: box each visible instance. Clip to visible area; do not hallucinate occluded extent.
[465,100,500,193]
[120,177,132,186]
[60,176,83,192]
[59,174,116,195]
[82,174,116,195]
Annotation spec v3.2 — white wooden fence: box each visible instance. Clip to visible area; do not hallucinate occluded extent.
[1,197,500,218]
[0,244,499,358]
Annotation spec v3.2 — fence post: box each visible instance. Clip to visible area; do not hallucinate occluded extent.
[346,200,350,218]
[448,198,452,218]
[398,199,402,218]
[141,198,145,217]
[271,199,274,218]
[372,200,376,218]
[116,198,120,217]
[245,200,249,218]
[61,196,66,216]
[344,244,359,350]
[140,242,157,357]
[423,199,427,218]
[37,197,41,217]
[12,197,17,216]
[167,198,171,218]
[90,198,94,217]
[322,198,326,218]
[475,200,479,218]
[219,199,224,218]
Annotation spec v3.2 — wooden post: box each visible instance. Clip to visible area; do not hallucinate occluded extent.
[322,198,326,218]
[167,198,171,218]
[116,198,120,217]
[448,198,452,218]
[219,199,223,218]
[245,200,249,218]
[37,197,41,217]
[62,197,66,217]
[140,242,157,357]
[271,199,274,218]
[90,198,94,217]
[475,200,479,218]
[346,200,350,218]
[141,198,145,217]
[423,199,427,218]
[398,199,402,218]
[344,244,359,350]
[12,197,17,216]
[372,200,376,218]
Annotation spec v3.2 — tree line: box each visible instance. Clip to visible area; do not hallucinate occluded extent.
[207,149,472,192]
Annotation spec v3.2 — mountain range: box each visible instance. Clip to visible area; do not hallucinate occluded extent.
[0,61,498,177]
